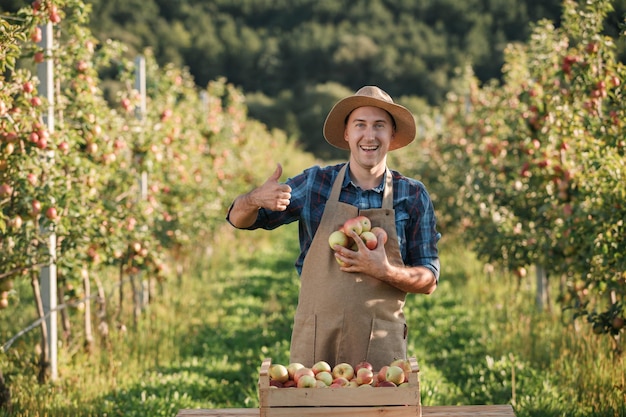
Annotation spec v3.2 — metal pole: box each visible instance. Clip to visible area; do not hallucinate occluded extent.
[37,22,58,381]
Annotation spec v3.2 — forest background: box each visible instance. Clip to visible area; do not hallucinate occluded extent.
[3,0,626,159]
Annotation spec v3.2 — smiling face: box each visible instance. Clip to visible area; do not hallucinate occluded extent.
[344,106,395,175]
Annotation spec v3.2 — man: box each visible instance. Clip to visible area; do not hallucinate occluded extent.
[227,86,440,370]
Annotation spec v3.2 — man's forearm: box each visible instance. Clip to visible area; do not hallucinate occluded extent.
[227,193,260,229]
[377,264,437,295]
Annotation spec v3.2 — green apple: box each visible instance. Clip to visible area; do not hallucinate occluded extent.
[328,230,348,249]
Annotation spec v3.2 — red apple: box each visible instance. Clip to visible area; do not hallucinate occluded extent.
[377,365,389,382]
[342,217,363,236]
[355,361,373,373]
[332,363,354,380]
[293,367,314,384]
[0,183,13,197]
[377,380,397,387]
[371,226,388,245]
[329,377,350,388]
[44,207,58,220]
[359,231,378,250]
[356,367,374,385]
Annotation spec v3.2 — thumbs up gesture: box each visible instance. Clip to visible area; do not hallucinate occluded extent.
[254,164,292,211]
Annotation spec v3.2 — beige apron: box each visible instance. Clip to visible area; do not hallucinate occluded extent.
[289,164,407,370]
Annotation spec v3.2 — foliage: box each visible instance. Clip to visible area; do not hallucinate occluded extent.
[405,0,625,351]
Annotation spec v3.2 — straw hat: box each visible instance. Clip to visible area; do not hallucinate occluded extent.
[323,86,416,151]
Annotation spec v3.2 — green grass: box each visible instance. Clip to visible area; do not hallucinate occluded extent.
[1,223,624,416]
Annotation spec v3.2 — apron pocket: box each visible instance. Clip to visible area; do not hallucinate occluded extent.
[366,318,407,369]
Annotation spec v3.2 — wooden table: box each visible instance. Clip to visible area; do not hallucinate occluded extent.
[177,405,516,416]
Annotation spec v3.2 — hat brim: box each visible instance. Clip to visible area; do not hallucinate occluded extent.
[323,96,416,151]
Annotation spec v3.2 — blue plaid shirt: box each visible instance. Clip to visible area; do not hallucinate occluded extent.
[229,163,440,279]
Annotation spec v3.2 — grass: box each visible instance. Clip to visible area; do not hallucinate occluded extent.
[0,222,624,416]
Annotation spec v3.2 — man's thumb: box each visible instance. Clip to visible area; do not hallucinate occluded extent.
[268,163,283,182]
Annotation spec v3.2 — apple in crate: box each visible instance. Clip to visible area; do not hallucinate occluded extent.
[293,367,315,384]
[356,367,374,385]
[332,362,354,380]
[269,363,289,383]
[315,371,333,386]
[297,374,317,388]
[286,362,304,380]
[311,360,332,375]
[385,365,405,385]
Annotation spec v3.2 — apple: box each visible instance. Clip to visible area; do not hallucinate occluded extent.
[269,380,284,388]
[283,380,297,388]
[332,363,354,380]
[315,371,333,386]
[390,359,411,383]
[385,365,405,385]
[371,227,388,245]
[315,380,327,388]
[355,367,374,385]
[0,183,13,197]
[286,362,304,380]
[354,215,372,232]
[269,364,289,383]
[293,367,314,384]
[297,374,317,388]
[378,380,397,387]
[31,199,42,215]
[354,361,373,373]
[359,231,378,250]
[329,377,350,388]
[311,360,331,375]
[342,217,363,236]
[377,365,389,382]
[328,230,348,249]
[0,298,8,310]
[347,380,359,388]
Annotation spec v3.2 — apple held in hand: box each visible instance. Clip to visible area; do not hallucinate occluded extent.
[354,215,372,233]
[342,217,363,236]
[359,231,378,250]
[371,226,388,245]
[328,230,348,249]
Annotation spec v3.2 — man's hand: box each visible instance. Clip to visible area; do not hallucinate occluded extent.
[253,164,292,212]
[333,229,437,295]
[333,229,388,277]
[227,163,292,228]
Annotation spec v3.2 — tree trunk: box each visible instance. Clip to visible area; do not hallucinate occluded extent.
[31,271,50,383]
[82,267,94,353]
[57,281,71,344]
[0,370,11,413]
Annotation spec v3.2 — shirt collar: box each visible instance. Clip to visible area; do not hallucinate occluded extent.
[342,163,386,193]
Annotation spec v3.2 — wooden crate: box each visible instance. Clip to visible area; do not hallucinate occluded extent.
[258,357,421,417]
